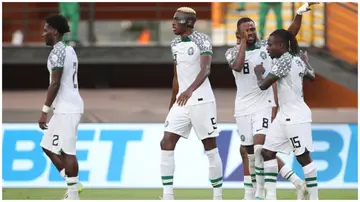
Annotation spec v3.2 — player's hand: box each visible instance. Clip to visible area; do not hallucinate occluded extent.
[239,22,249,41]
[297,2,319,15]
[299,50,309,62]
[235,32,241,45]
[177,89,193,106]
[38,112,48,130]
[254,62,265,76]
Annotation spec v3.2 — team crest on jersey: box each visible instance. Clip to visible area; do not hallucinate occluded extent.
[260,51,267,60]
[240,134,245,142]
[188,47,194,55]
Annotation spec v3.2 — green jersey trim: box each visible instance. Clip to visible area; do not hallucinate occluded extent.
[269,72,280,80]
[246,44,261,51]
[181,37,192,42]
[201,51,213,55]
[52,66,64,70]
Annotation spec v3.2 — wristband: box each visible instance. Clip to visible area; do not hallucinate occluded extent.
[42,105,50,113]
[297,3,310,15]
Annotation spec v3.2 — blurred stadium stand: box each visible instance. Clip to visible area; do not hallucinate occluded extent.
[2,2,358,124]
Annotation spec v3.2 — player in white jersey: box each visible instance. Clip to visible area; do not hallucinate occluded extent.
[225,29,305,200]
[160,7,223,200]
[38,14,84,200]
[255,28,318,200]
[224,2,318,199]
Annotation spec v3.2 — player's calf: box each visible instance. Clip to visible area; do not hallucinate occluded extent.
[243,145,256,189]
[42,148,84,197]
[261,149,278,200]
[63,153,80,200]
[160,132,180,200]
[253,134,265,199]
[277,158,303,190]
[242,145,256,193]
[296,149,318,200]
[240,146,255,200]
[42,148,67,179]
[202,138,223,200]
[253,144,265,199]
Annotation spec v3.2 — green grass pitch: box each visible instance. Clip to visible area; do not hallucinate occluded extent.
[2,188,358,200]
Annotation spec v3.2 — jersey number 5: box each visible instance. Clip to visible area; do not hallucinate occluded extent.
[210,117,217,130]
[72,62,78,89]
[243,62,250,74]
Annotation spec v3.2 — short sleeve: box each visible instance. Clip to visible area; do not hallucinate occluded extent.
[269,52,292,79]
[49,46,66,70]
[192,32,212,55]
[225,47,237,67]
[199,35,212,55]
[170,38,179,63]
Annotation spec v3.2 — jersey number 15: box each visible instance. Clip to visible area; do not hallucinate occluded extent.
[72,62,78,89]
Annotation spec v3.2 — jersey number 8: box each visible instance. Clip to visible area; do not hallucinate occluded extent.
[72,62,78,89]
[243,62,250,74]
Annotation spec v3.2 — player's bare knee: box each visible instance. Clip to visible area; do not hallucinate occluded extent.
[245,145,254,154]
[160,138,172,150]
[202,137,217,151]
[160,132,179,150]
[261,148,276,161]
[295,149,312,167]
[253,134,265,145]
[240,146,248,160]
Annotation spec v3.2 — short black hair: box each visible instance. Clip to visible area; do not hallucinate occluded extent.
[270,29,299,55]
[237,17,255,27]
[46,14,70,36]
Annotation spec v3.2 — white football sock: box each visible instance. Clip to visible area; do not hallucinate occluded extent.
[161,150,175,200]
[206,148,223,200]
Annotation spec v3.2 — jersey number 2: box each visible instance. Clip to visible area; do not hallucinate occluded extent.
[243,62,250,74]
[72,62,78,88]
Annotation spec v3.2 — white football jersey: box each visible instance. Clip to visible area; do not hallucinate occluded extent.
[171,31,215,106]
[47,41,84,114]
[225,39,275,116]
[269,52,312,124]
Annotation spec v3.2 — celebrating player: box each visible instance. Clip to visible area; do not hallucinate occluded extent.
[160,7,223,200]
[224,2,317,200]
[38,14,84,200]
[255,28,317,200]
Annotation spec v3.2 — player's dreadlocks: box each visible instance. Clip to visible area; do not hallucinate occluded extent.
[270,29,299,55]
[237,17,255,27]
[46,14,70,36]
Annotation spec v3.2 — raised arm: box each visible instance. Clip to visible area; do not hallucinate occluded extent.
[287,3,319,37]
